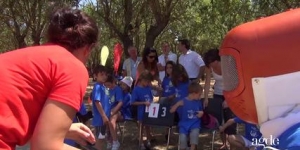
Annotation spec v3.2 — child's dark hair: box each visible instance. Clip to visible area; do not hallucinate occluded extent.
[172,64,189,86]
[93,65,107,76]
[105,73,116,83]
[188,82,203,94]
[138,70,153,82]
[165,61,175,77]
[203,48,220,67]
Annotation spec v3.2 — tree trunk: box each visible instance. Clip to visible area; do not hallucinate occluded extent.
[121,35,134,58]
[144,23,168,50]
[16,36,27,48]
[32,34,41,46]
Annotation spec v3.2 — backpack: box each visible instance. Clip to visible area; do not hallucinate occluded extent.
[201,111,218,129]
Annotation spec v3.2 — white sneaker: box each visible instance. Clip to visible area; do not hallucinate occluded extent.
[106,142,112,149]
[111,141,120,150]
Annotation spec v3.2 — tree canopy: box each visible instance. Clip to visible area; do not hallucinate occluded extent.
[0,0,299,70]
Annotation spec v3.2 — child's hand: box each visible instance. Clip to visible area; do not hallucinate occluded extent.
[197,111,204,118]
[144,101,151,106]
[110,108,117,116]
[219,125,225,132]
[102,115,109,124]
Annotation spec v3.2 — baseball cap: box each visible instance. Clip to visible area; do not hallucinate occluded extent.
[120,76,133,88]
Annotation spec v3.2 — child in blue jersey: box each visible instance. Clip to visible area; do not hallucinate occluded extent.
[161,61,176,101]
[219,117,264,150]
[161,61,177,140]
[173,64,190,104]
[119,76,133,120]
[104,74,123,150]
[170,82,204,150]
[131,71,153,149]
[90,65,110,150]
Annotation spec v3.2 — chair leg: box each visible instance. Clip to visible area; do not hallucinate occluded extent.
[138,123,143,150]
[212,130,216,150]
[117,122,122,142]
[121,121,126,143]
[178,134,180,150]
[166,127,171,150]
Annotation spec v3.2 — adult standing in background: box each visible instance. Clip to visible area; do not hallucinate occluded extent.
[157,41,177,82]
[136,47,160,84]
[122,46,142,86]
[203,48,237,150]
[178,39,205,83]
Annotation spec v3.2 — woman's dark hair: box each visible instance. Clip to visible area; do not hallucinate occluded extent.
[165,61,175,77]
[142,47,159,78]
[178,39,190,50]
[47,7,98,52]
[203,48,220,67]
[172,64,189,86]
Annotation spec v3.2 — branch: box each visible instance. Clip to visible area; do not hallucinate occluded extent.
[147,0,162,23]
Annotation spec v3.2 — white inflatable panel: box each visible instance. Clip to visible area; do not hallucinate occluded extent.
[252,71,300,124]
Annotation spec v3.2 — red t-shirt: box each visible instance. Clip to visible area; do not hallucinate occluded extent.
[0,45,88,149]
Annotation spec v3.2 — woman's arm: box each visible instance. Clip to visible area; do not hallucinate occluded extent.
[132,101,150,106]
[135,63,144,85]
[31,100,87,150]
[204,67,212,107]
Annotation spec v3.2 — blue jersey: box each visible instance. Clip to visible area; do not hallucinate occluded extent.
[175,81,189,102]
[121,92,132,120]
[178,98,202,134]
[131,85,153,121]
[162,77,176,97]
[91,83,111,126]
[277,122,300,149]
[233,117,262,141]
[109,86,123,108]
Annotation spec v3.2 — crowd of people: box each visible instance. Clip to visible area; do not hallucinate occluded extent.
[0,7,265,150]
[85,39,264,150]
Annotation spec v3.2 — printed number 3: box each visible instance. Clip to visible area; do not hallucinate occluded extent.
[161,107,166,117]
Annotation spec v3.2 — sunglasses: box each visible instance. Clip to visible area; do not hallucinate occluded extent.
[148,55,156,59]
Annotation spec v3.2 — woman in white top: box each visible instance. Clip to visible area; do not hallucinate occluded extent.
[203,48,237,150]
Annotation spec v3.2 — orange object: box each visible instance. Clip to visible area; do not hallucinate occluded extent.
[220,8,300,124]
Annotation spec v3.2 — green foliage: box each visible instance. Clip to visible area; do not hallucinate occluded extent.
[1,0,299,71]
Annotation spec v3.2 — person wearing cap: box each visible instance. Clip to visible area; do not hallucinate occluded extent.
[119,76,134,120]
[106,76,133,150]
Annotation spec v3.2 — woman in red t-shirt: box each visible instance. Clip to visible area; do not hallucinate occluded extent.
[0,8,98,150]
